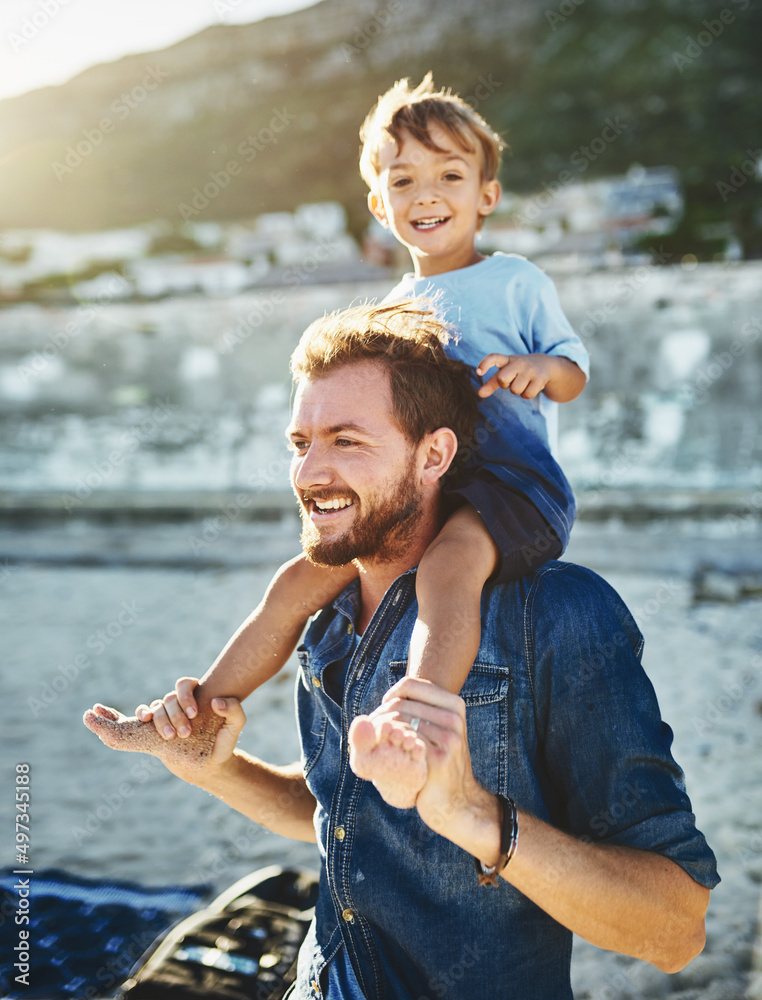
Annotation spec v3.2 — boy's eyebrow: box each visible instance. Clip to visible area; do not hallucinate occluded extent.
[388,151,470,170]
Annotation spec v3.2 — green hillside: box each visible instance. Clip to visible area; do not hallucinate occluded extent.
[0,0,759,256]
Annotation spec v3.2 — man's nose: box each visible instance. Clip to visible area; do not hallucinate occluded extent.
[293,443,333,490]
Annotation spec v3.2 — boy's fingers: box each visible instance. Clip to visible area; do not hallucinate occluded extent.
[175,677,199,719]
[150,702,176,739]
[476,352,511,375]
[163,693,193,738]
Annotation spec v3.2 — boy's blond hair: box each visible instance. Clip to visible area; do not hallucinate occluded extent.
[359,72,504,191]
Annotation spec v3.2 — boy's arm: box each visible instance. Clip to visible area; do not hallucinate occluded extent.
[139,554,358,738]
[160,696,317,843]
[476,353,586,403]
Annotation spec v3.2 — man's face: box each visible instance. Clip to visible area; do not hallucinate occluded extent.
[286,361,425,567]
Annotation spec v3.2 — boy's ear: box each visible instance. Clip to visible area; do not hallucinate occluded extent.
[478,179,501,219]
[368,191,388,227]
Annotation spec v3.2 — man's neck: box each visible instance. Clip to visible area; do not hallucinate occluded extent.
[354,503,442,634]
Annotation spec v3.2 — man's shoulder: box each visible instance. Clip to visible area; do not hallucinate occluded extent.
[485,560,633,623]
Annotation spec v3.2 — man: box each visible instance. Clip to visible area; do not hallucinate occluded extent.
[86,300,718,1000]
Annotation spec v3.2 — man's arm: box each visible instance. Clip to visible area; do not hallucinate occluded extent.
[372,678,708,974]
[146,695,318,843]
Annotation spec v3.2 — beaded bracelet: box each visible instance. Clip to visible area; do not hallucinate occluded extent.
[474,794,519,886]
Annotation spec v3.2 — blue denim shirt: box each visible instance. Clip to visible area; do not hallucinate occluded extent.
[292,561,719,1000]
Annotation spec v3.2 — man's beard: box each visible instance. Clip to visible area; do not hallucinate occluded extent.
[299,457,424,567]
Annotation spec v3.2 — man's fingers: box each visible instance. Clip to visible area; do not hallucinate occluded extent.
[382,676,464,712]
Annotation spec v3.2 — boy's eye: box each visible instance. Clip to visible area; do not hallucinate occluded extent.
[444,171,462,181]
[391,177,411,188]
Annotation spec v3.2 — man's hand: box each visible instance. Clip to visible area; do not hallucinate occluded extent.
[136,676,200,740]
[477,353,586,403]
[372,677,499,856]
[162,696,246,785]
[82,692,244,783]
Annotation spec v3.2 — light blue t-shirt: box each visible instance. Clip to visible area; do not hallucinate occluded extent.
[385,252,589,549]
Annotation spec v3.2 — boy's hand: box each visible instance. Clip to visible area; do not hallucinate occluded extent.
[136,676,200,740]
[476,353,553,400]
[477,353,586,403]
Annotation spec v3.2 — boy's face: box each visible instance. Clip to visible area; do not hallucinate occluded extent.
[369,124,500,278]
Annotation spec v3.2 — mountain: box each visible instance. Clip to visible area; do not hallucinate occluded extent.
[0,0,760,251]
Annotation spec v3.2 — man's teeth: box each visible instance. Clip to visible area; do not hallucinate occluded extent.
[315,498,353,511]
[414,217,447,229]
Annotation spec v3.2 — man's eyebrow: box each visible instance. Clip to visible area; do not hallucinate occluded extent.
[286,422,378,438]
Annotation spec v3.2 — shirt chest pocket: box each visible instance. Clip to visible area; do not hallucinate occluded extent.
[388,660,511,793]
[296,649,329,775]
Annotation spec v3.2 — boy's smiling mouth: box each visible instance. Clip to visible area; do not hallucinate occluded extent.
[411,216,450,230]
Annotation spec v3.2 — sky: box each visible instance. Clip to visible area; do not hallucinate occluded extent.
[0,0,321,102]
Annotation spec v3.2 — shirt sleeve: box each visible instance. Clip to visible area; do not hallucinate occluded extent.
[525,562,720,890]
[524,268,590,379]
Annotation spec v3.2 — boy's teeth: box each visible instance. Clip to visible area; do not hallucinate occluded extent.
[415,217,446,229]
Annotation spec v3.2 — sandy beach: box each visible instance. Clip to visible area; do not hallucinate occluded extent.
[3,514,762,997]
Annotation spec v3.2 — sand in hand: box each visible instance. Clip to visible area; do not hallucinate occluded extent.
[83,703,224,770]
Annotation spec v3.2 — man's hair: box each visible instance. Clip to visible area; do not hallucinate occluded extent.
[359,72,505,191]
[290,299,479,472]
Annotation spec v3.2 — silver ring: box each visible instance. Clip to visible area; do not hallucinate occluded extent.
[409,717,421,732]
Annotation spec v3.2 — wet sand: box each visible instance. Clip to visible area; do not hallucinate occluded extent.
[3,517,761,997]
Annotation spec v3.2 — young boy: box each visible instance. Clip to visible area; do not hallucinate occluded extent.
[127,74,588,801]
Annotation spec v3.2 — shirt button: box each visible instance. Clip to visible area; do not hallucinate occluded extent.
[312,676,321,688]
[334,826,346,841]
[342,908,355,923]
[347,622,354,635]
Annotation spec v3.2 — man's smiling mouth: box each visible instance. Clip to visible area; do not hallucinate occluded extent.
[302,493,356,517]
[314,497,353,512]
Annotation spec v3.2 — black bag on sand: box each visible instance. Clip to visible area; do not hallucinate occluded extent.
[116,866,319,1000]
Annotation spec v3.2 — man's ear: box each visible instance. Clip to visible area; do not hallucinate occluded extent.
[420,427,459,485]
[368,190,388,227]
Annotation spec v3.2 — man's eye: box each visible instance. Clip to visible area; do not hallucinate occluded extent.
[335,438,355,448]
[290,440,308,452]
